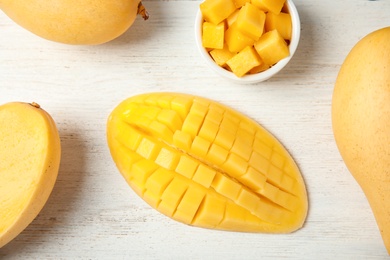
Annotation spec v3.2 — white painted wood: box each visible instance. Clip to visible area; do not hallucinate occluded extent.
[0,0,389,258]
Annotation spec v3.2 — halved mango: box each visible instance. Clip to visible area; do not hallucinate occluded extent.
[0,102,61,248]
[107,93,308,233]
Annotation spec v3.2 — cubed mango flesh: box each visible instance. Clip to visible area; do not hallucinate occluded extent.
[200,0,293,77]
[226,46,262,77]
[202,22,225,49]
[254,29,290,66]
[234,0,250,8]
[251,0,286,14]
[265,12,292,40]
[209,45,235,67]
[107,93,308,233]
[200,0,237,25]
[225,23,255,53]
[226,9,240,28]
[235,3,266,41]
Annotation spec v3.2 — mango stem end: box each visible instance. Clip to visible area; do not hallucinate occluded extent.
[138,2,149,20]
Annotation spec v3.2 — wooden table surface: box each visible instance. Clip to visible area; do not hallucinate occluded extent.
[1,0,389,259]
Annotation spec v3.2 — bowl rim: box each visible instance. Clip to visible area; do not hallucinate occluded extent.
[194,0,301,83]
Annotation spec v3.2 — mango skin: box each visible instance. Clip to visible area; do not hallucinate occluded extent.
[0,102,61,248]
[0,0,142,45]
[332,27,390,254]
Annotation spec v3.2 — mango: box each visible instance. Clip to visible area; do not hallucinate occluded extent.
[202,22,225,49]
[226,45,262,77]
[0,0,149,45]
[107,93,308,233]
[200,0,236,25]
[200,0,292,77]
[254,29,290,66]
[265,12,292,40]
[251,0,285,14]
[332,27,390,254]
[209,45,235,67]
[235,3,266,41]
[0,102,61,248]
[226,9,240,27]
[225,23,255,53]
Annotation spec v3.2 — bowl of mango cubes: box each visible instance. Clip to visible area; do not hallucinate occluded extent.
[195,0,300,83]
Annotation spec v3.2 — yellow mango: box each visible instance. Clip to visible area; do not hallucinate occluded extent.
[226,46,262,77]
[209,44,235,67]
[0,102,61,248]
[202,21,225,49]
[249,62,270,74]
[251,0,285,14]
[254,29,289,66]
[226,9,240,28]
[235,3,266,41]
[250,0,268,12]
[265,12,292,40]
[200,0,237,25]
[234,0,250,8]
[225,23,255,53]
[0,0,149,45]
[332,27,390,254]
[107,93,308,233]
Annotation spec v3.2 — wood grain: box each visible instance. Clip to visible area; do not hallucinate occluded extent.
[1,0,390,258]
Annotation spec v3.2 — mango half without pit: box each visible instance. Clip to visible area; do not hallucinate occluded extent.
[0,0,149,45]
[107,93,308,233]
[0,102,61,248]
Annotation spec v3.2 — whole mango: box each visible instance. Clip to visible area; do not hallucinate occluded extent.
[332,27,390,254]
[0,0,149,45]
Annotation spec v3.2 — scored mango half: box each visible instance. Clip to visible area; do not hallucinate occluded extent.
[107,93,308,233]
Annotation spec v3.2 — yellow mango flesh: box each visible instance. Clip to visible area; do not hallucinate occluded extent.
[202,22,225,49]
[265,12,292,41]
[209,45,235,67]
[0,102,61,248]
[251,0,285,14]
[107,93,308,233]
[254,29,290,66]
[226,9,240,27]
[235,3,266,41]
[226,45,262,77]
[200,0,236,25]
[200,0,292,77]
[0,0,145,45]
[225,23,255,53]
[234,0,250,8]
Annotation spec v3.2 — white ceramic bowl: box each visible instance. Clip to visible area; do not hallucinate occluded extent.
[195,0,300,84]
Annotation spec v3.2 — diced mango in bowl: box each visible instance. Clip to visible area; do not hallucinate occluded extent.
[202,22,225,49]
[200,0,292,78]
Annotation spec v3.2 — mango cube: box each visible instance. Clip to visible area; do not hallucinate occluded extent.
[226,9,240,28]
[254,29,289,66]
[251,0,286,14]
[202,22,225,49]
[250,0,268,12]
[265,12,292,40]
[234,0,250,8]
[209,45,235,67]
[235,3,266,41]
[226,46,262,77]
[200,0,237,25]
[249,62,270,74]
[225,23,255,53]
